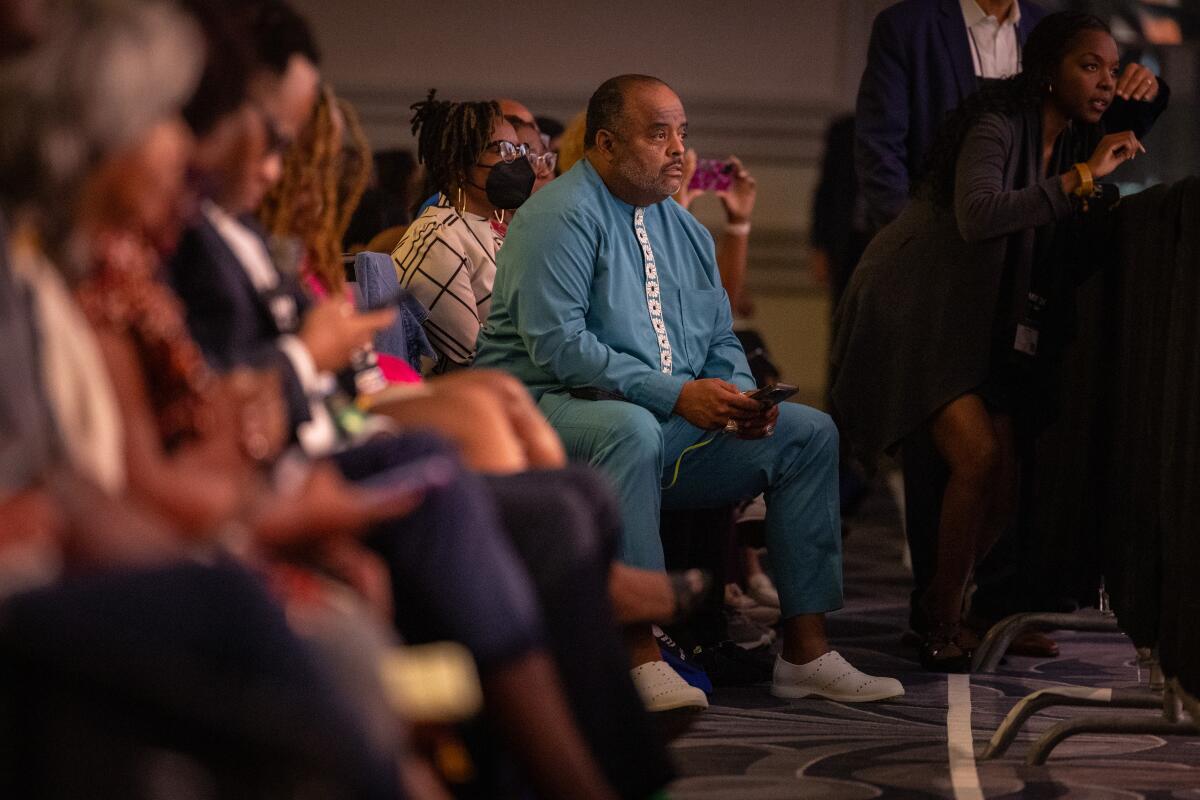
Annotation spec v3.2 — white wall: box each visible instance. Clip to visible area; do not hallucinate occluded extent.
[293,0,896,402]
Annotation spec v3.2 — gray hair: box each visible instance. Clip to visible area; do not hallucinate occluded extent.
[0,0,203,251]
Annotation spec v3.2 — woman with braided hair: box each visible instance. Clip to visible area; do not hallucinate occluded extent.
[831,11,1168,671]
[392,90,535,373]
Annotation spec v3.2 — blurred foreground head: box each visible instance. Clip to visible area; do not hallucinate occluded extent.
[0,0,203,274]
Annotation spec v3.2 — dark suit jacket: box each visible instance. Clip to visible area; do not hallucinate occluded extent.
[855,0,1045,231]
[168,215,313,433]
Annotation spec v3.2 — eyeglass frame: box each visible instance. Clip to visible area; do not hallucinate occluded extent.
[528,150,557,174]
[482,139,530,164]
[480,139,557,176]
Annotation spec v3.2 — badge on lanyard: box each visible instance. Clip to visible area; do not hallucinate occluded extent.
[1013,292,1046,357]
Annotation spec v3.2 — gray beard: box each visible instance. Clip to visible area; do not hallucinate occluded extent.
[614,159,675,204]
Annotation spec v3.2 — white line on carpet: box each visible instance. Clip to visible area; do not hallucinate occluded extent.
[947,673,984,800]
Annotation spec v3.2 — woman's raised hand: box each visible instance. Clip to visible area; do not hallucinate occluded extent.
[1087,131,1145,179]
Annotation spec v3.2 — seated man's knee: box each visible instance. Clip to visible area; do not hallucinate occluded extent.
[607,403,665,459]
[778,404,840,461]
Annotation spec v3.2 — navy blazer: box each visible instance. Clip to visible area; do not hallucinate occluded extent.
[855,0,1044,231]
[168,216,314,433]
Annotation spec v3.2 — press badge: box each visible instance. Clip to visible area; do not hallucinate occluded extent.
[1013,292,1047,357]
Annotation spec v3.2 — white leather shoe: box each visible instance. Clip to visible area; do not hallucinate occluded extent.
[631,661,709,712]
[770,651,905,702]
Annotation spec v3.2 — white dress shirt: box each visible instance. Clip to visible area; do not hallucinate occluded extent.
[960,0,1022,79]
[202,201,338,456]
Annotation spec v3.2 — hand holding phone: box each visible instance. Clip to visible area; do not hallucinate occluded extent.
[687,158,735,193]
[746,383,798,409]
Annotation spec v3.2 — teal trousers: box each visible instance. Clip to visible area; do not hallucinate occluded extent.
[538,394,844,618]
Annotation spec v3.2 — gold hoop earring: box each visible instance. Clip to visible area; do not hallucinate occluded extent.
[456,186,466,216]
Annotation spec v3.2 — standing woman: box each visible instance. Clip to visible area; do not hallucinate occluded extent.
[831,12,1168,671]
[392,91,535,373]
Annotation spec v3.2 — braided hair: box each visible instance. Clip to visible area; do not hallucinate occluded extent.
[917,11,1111,207]
[409,89,501,198]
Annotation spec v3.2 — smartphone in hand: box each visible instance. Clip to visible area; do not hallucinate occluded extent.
[746,383,799,409]
[687,158,735,192]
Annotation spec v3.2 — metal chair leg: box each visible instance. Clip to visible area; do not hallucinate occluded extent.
[978,687,1161,760]
[1025,715,1200,765]
[972,611,1121,673]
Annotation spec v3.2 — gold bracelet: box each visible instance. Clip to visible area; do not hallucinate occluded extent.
[1072,162,1095,198]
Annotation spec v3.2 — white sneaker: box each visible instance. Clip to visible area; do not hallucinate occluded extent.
[746,573,781,609]
[631,661,709,712]
[770,651,905,702]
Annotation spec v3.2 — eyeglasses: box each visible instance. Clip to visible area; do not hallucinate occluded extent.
[528,151,557,175]
[484,140,530,163]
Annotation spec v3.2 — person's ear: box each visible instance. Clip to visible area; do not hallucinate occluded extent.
[594,128,618,162]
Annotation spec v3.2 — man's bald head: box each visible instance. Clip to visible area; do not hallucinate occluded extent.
[584,74,671,149]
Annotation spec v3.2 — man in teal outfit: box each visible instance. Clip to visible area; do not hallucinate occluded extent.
[476,75,903,708]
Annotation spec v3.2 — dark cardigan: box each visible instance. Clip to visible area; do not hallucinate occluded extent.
[830,89,1168,465]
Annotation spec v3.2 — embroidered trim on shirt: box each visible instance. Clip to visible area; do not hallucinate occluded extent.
[634,207,672,374]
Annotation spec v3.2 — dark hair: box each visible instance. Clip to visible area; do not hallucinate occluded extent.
[339,148,420,246]
[179,0,255,135]
[409,89,500,196]
[584,74,668,149]
[535,116,564,140]
[918,11,1111,206]
[244,0,320,74]
[375,148,418,196]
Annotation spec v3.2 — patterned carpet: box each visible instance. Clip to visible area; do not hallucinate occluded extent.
[669,483,1200,799]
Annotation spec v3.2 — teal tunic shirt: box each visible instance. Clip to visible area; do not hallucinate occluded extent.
[475,159,754,418]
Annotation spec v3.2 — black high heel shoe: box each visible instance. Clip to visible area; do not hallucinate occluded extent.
[919,622,973,673]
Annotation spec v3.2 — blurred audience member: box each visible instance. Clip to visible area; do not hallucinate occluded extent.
[673,152,757,318]
[343,148,424,253]
[536,114,566,152]
[507,113,557,193]
[260,86,371,293]
[0,3,403,796]
[556,109,587,174]
[811,114,867,308]
[259,84,373,290]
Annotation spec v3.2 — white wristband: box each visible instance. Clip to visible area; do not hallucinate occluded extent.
[725,221,751,236]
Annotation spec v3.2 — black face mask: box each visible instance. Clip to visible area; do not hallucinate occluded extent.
[477,157,535,209]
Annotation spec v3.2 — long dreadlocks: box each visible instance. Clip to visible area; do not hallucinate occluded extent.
[259,86,371,292]
[917,12,1110,208]
[409,89,500,200]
